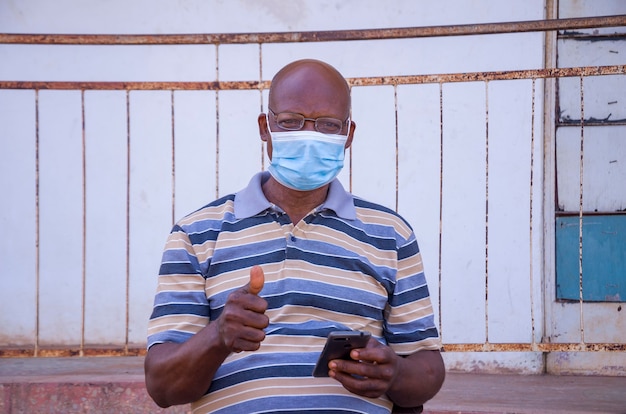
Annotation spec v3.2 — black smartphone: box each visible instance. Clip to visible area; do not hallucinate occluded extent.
[312,330,372,377]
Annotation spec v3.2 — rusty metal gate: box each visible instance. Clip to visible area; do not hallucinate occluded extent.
[1,14,625,366]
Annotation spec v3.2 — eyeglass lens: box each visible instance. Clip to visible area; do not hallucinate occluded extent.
[274,112,344,134]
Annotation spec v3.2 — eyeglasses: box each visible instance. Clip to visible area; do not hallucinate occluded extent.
[268,108,348,135]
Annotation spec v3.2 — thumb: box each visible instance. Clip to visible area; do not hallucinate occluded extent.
[245,265,265,296]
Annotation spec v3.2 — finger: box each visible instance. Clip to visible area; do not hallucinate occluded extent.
[350,338,389,363]
[331,369,387,399]
[244,265,265,296]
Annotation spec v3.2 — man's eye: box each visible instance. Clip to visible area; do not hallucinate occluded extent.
[318,120,342,133]
[279,119,301,128]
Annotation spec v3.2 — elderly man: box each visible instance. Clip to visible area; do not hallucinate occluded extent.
[145,59,445,414]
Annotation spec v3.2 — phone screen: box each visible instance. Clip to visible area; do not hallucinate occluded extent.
[312,330,371,377]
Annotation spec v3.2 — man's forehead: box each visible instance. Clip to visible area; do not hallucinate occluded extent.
[270,63,349,107]
[272,60,348,91]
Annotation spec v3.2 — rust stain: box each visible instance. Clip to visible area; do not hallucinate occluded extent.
[0,347,147,358]
[443,343,626,352]
[3,343,625,358]
[0,80,269,91]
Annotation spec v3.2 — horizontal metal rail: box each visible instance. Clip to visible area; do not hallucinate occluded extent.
[1,15,625,45]
[1,65,624,92]
[445,343,626,353]
[2,341,625,358]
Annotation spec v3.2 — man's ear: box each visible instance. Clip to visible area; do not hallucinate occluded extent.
[258,113,270,142]
[259,113,273,160]
[345,120,356,149]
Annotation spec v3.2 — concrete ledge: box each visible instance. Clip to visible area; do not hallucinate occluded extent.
[426,371,626,414]
[2,356,626,413]
[0,357,188,414]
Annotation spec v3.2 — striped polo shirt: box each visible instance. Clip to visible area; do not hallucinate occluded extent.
[148,171,441,414]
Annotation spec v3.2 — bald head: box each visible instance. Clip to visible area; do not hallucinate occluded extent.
[258,59,356,164]
[268,59,351,121]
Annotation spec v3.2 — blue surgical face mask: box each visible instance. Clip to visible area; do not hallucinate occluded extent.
[267,127,349,191]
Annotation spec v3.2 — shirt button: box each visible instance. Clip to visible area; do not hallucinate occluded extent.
[290,234,296,242]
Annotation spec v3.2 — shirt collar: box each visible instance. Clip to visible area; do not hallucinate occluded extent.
[234,171,356,220]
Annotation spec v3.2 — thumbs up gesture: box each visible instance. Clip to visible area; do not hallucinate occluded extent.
[245,264,265,296]
[217,265,269,353]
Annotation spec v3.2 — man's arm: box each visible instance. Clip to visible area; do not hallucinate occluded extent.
[386,349,445,407]
[145,266,268,407]
[144,323,231,407]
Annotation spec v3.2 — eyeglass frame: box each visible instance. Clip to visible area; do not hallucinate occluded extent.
[267,107,350,135]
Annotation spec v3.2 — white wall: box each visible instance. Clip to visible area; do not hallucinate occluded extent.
[2,0,615,374]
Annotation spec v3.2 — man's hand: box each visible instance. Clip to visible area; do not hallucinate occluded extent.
[328,337,399,398]
[145,265,270,407]
[217,265,269,353]
[328,340,445,407]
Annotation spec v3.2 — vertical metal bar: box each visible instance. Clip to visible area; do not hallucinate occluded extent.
[171,90,176,226]
[529,78,537,347]
[125,89,131,354]
[215,45,220,199]
[347,84,353,193]
[393,84,399,212]
[438,82,444,340]
[80,89,87,356]
[578,75,585,344]
[484,80,490,344]
[259,43,266,171]
[542,0,558,353]
[35,89,40,357]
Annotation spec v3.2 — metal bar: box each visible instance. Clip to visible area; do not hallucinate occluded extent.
[393,85,399,213]
[1,15,625,45]
[556,211,626,217]
[258,44,267,174]
[124,90,131,354]
[34,90,40,358]
[543,4,560,350]
[438,82,444,341]
[0,347,146,358]
[444,343,626,352]
[558,120,626,126]
[2,341,625,358]
[484,80,490,344]
[348,66,626,85]
[529,79,538,349]
[577,76,586,343]
[559,33,626,41]
[170,91,176,227]
[2,66,624,92]
[0,81,268,91]
[80,90,86,357]
[215,47,221,199]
